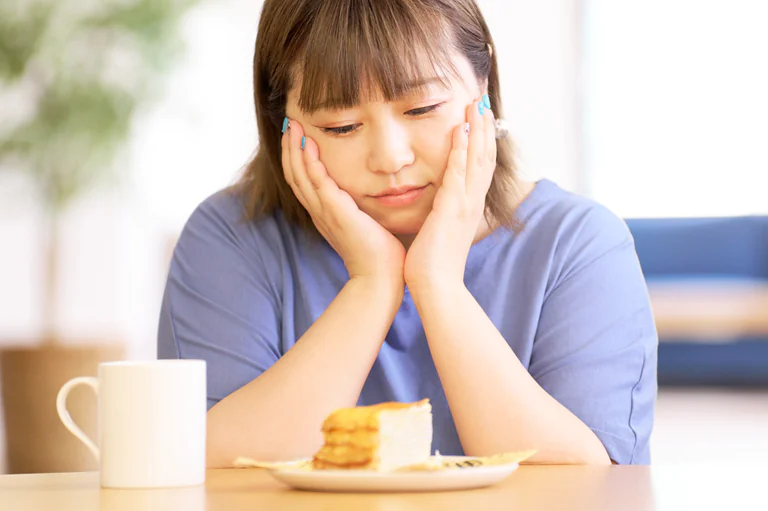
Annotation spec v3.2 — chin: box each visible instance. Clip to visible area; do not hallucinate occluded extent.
[367,207,429,235]
[384,220,425,236]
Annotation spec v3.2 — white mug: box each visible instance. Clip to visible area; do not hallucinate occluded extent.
[57,359,207,488]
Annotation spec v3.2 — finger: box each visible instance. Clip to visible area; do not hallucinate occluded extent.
[300,134,364,231]
[467,96,495,196]
[441,122,469,196]
[301,135,326,191]
[288,121,321,212]
[479,100,497,192]
[466,98,487,194]
[281,119,309,209]
[301,135,338,207]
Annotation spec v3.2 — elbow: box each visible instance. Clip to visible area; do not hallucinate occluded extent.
[206,414,231,468]
[206,433,234,469]
[551,446,612,465]
[508,444,611,466]
[584,449,612,465]
[205,404,241,468]
[205,405,323,467]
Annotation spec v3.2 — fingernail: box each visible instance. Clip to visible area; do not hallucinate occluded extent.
[482,94,491,109]
[282,117,289,133]
[301,136,306,150]
[463,122,470,134]
[478,101,485,116]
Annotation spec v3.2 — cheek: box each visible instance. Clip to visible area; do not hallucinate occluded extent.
[412,120,454,180]
[315,142,364,191]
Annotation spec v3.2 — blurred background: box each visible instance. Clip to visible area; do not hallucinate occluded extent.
[0,0,766,474]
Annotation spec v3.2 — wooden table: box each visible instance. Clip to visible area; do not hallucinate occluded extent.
[648,281,768,339]
[1,465,765,511]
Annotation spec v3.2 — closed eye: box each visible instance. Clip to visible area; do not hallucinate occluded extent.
[406,102,445,116]
[320,102,446,136]
[321,124,359,135]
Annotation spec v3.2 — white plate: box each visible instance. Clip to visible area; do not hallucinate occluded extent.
[267,456,520,493]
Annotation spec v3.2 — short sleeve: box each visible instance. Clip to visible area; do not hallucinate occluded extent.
[529,205,658,464]
[157,192,283,411]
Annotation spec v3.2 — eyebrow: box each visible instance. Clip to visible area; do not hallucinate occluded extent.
[306,76,449,113]
[400,76,447,90]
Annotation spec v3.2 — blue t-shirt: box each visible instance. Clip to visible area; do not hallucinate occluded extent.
[157,179,658,464]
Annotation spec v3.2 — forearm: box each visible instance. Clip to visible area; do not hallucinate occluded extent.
[206,277,403,467]
[412,283,610,465]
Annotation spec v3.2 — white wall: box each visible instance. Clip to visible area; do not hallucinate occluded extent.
[482,0,583,192]
[583,0,768,218]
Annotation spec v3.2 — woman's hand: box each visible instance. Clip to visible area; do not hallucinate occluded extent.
[403,96,497,292]
[282,119,406,288]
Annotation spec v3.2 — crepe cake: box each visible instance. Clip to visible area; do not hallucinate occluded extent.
[312,399,433,471]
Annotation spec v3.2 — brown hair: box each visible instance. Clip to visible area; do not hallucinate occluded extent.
[237,0,523,232]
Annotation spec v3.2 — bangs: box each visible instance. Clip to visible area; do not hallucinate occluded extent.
[295,0,460,113]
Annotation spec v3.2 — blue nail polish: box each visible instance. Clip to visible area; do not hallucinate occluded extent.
[282,117,289,133]
[482,94,491,109]
[301,136,306,150]
[478,102,485,116]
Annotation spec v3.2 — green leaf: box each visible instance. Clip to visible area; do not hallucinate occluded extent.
[0,0,202,212]
[0,4,54,80]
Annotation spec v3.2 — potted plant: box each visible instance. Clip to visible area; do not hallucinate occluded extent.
[0,0,199,473]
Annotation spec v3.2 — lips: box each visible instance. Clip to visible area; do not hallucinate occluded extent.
[372,185,427,198]
[370,184,429,207]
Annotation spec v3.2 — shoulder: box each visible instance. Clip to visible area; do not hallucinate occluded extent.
[505,180,638,294]
[518,179,633,262]
[183,187,265,239]
[171,187,300,283]
[179,187,289,256]
[521,179,631,244]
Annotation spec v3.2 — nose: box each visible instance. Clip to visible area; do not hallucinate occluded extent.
[366,119,415,175]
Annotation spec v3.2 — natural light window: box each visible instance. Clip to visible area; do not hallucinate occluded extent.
[582,0,768,218]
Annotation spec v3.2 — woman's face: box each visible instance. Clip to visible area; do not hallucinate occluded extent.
[285,53,484,236]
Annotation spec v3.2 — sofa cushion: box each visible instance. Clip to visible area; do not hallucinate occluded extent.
[625,216,768,279]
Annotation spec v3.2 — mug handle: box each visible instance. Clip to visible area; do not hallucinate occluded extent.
[56,376,100,462]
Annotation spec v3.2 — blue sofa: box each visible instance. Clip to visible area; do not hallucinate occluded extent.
[625,216,768,386]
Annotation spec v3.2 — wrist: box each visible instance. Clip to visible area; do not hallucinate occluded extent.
[407,277,466,304]
[348,274,405,307]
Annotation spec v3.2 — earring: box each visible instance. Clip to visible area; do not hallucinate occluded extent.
[494,118,510,139]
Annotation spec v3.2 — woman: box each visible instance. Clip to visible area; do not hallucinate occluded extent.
[158,0,657,467]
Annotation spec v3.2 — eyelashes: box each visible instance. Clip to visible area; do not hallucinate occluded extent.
[320,102,446,136]
[322,124,358,136]
[405,102,444,117]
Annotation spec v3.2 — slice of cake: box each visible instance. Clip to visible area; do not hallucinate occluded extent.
[312,399,433,471]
